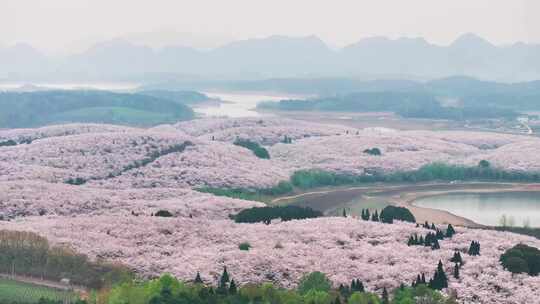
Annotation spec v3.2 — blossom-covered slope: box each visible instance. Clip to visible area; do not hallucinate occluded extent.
[4,215,539,304]
[2,119,540,303]
[3,120,540,189]
[0,181,262,220]
[172,117,353,145]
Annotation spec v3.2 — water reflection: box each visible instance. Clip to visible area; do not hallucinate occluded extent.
[413,192,540,227]
[195,92,292,118]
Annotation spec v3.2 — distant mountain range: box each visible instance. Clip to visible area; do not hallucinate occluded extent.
[1,34,539,82]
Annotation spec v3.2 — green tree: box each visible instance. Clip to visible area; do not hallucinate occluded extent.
[379,206,416,224]
[298,271,332,295]
[478,160,491,168]
[500,244,540,275]
[347,292,381,304]
[453,264,460,279]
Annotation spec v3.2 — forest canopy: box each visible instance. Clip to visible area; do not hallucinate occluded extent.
[0,90,194,128]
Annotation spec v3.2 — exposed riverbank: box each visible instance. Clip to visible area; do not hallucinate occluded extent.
[276,182,540,228]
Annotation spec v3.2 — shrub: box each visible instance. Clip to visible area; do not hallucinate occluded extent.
[233,139,270,159]
[197,181,293,202]
[234,206,322,224]
[380,206,416,224]
[239,242,251,251]
[155,210,173,217]
[479,160,491,168]
[0,139,17,147]
[363,148,382,156]
[297,271,332,295]
[65,177,87,185]
[500,244,540,275]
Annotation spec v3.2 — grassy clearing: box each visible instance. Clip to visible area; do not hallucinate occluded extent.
[0,278,78,303]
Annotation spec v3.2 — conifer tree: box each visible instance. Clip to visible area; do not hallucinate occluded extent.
[414,274,421,287]
[446,224,456,238]
[338,284,349,297]
[221,266,230,284]
[194,271,203,284]
[229,279,237,294]
[421,273,426,284]
[217,266,230,294]
[468,241,481,256]
[431,238,440,250]
[453,263,460,279]
[371,210,379,222]
[429,260,449,290]
[358,280,364,292]
[365,209,370,221]
[431,223,437,230]
[382,287,389,304]
[450,251,463,265]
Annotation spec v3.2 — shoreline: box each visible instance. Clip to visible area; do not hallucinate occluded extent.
[276,182,540,228]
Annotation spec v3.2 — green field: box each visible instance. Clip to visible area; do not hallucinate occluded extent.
[0,278,78,303]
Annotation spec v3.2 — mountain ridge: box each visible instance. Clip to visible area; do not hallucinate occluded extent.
[1,33,539,82]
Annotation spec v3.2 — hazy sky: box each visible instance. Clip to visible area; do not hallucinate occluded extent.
[3,0,539,53]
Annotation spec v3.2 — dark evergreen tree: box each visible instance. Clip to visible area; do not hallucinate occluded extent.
[421,273,426,284]
[468,241,481,256]
[429,260,449,290]
[450,251,463,265]
[194,271,203,284]
[217,266,230,294]
[453,263,460,279]
[382,287,389,304]
[446,224,456,238]
[371,210,379,222]
[221,266,230,284]
[431,223,437,230]
[358,280,365,292]
[338,284,349,297]
[342,209,347,217]
[436,229,445,240]
[431,238,440,250]
[229,279,237,294]
[414,274,421,287]
[407,235,414,246]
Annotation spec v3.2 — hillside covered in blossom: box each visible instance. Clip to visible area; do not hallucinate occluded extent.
[2,118,540,303]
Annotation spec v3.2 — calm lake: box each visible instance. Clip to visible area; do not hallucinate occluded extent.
[197,92,292,118]
[413,192,540,227]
